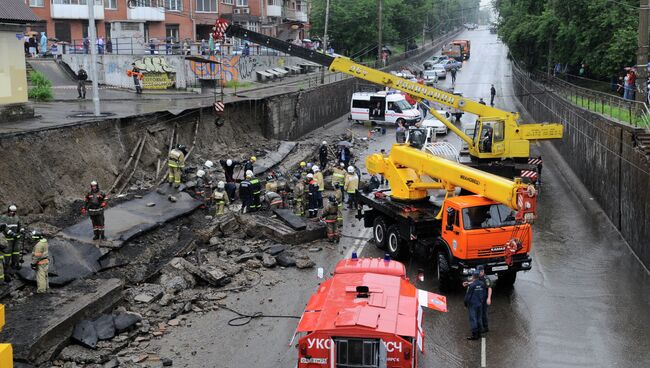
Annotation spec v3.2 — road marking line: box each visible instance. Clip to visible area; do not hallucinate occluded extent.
[481,337,486,367]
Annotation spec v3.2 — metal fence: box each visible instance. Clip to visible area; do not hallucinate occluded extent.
[529,70,650,129]
[64,37,291,57]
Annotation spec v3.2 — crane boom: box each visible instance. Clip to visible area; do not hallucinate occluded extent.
[222,23,563,160]
[366,144,536,221]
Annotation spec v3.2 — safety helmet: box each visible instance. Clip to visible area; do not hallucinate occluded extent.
[340,162,345,167]
[347,166,355,173]
[266,175,274,181]
[307,162,313,168]
[196,169,205,178]
[312,165,319,172]
[307,173,314,179]
[217,181,225,189]
[245,170,254,178]
[250,156,257,162]
[322,140,327,145]
[226,159,233,166]
[8,205,17,212]
[177,144,187,151]
[31,230,43,240]
[204,160,214,168]
[90,180,98,186]
[328,195,336,202]
[299,161,306,167]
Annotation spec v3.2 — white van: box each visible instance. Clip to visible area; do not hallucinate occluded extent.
[349,91,422,126]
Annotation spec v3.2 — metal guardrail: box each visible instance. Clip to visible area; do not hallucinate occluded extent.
[529,70,650,129]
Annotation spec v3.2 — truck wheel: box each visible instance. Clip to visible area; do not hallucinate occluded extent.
[498,271,517,288]
[436,252,452,291]
[372,216,388,250]
[386,225,406,260]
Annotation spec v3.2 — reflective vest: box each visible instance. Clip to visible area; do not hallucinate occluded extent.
[213,190,228,204]
[344,173,359,193]
[332,168,345,185]
[168,149,185,168]
[323,204,338,221]
[32,239,49,265]
[314,172,324,191]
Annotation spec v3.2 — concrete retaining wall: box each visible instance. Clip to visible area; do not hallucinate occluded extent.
[512,65,650,268]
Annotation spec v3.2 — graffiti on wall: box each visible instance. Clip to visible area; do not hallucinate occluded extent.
[189,55,285,81]
[133,57,176,89]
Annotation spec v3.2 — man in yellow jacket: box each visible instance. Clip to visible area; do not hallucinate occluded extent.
[168,144,187,188]
[313,165,324,209]
[30,231,49,293]
[344,166,359,210]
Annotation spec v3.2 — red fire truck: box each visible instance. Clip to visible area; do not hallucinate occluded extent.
[293,256,447,367]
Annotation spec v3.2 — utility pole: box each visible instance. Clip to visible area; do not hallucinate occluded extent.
[87,0,101,116]
[637,0,649,102]
[377,0,383,67]
[321,0,330,84]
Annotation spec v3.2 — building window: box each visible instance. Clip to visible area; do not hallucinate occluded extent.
[196,0,217,12]
[104,0,117,9]
[236,0,247,6]
[166,0,182,11]
[166,24,179,42]
[52,0,102,4]
[222,0,233,4]
[29,0,45,7]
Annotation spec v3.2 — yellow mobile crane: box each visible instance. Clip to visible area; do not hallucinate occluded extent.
[220,23,563,179]
[0,304,12,367]
[356,133,537,288]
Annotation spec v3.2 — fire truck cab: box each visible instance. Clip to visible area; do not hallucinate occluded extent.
[294,257,446,368]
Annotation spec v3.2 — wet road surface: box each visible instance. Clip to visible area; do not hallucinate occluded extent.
[147,28,650,367]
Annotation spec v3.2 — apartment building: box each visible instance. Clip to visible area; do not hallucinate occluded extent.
[24,0,310,45]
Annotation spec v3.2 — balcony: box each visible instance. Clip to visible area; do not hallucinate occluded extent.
[127,6,165,21]
[295,10,307,22]
[267,4,282,17]
[51,1,105,20]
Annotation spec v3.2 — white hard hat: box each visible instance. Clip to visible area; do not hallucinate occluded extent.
[226,159,233,166]
[245,170,254,178]
[8,205,17,212]
[204,160,214,168]
[347,166,355,173]
[312,165,319,172]
[217,181,225,189]
[340,162,345,167]
[322,140,327,145]
[307,173,314,179]
[196,169,205,178]
[90,180,98,186]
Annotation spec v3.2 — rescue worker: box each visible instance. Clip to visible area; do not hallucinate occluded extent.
[219,159,240,183]
[306,173,319,218]
[239,172,253,213]
[319,141,329,169]
[194,170,210,207]
[312,165,324,209]
[344,166,359,210]
[0,224,7,283]
[264,191,283,210]
[478,265,492,333]
[82,182,108,240]
[30,230,49,294]
[249,171,262,212]
[265,174,278,193]
[464,270,485,340]
[212,181,229,216]
[4,204,23,269]
[333,182,344,231]
[322,195,340,242]
[203,160,217,184]
[168,144,186,188]
[478,98,486,105]
[332,161,346,187]
[244,156,256,174]
[292,176,305,216]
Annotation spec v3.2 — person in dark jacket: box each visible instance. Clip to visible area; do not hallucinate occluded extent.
[338,146,352,167]
[77,65,88,99]
[239,172,253,213]
[319,141,329,169]
[464,271,485,340]
[306,173,319,218]
[130,63,143,94]
[219,159,240,183]
[490,84,496,106]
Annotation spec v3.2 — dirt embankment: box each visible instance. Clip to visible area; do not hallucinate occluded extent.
[0,101,274,218]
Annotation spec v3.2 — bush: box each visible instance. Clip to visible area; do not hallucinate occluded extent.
[224,80,253,89]
[28,71,53,101]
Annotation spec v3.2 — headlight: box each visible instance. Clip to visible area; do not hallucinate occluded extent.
[522,262,530,268]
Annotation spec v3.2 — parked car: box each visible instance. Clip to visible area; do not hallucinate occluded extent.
[423,56,448,69]
[420,113,450,135]
[423,69,445,85]
[460,126,475,155]
[434,58,462,71]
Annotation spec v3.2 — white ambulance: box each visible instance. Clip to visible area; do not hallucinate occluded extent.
[349,90,422,126]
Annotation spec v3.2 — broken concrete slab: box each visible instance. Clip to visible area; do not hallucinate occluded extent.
[60,190,202,246]
[0,278,123,365]
[252,141,297,176]
[93,314,116,340]
[18,238,103,286]
[239,214,326,245]
[272,208,307,230]
[113,312,142,333]
[275,253,296,267]
[72,320,98,349]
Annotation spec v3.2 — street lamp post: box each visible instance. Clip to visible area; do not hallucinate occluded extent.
[87,0,101,116]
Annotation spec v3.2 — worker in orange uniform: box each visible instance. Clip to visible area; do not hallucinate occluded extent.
[30,230,49,293]
[322,195,340,242]
[82,181,108,240]
[168,144,186,188]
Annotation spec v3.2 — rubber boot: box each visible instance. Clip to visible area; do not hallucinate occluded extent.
[466,331,480,340]
[100,231,105,240]
[93,230,99,240]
